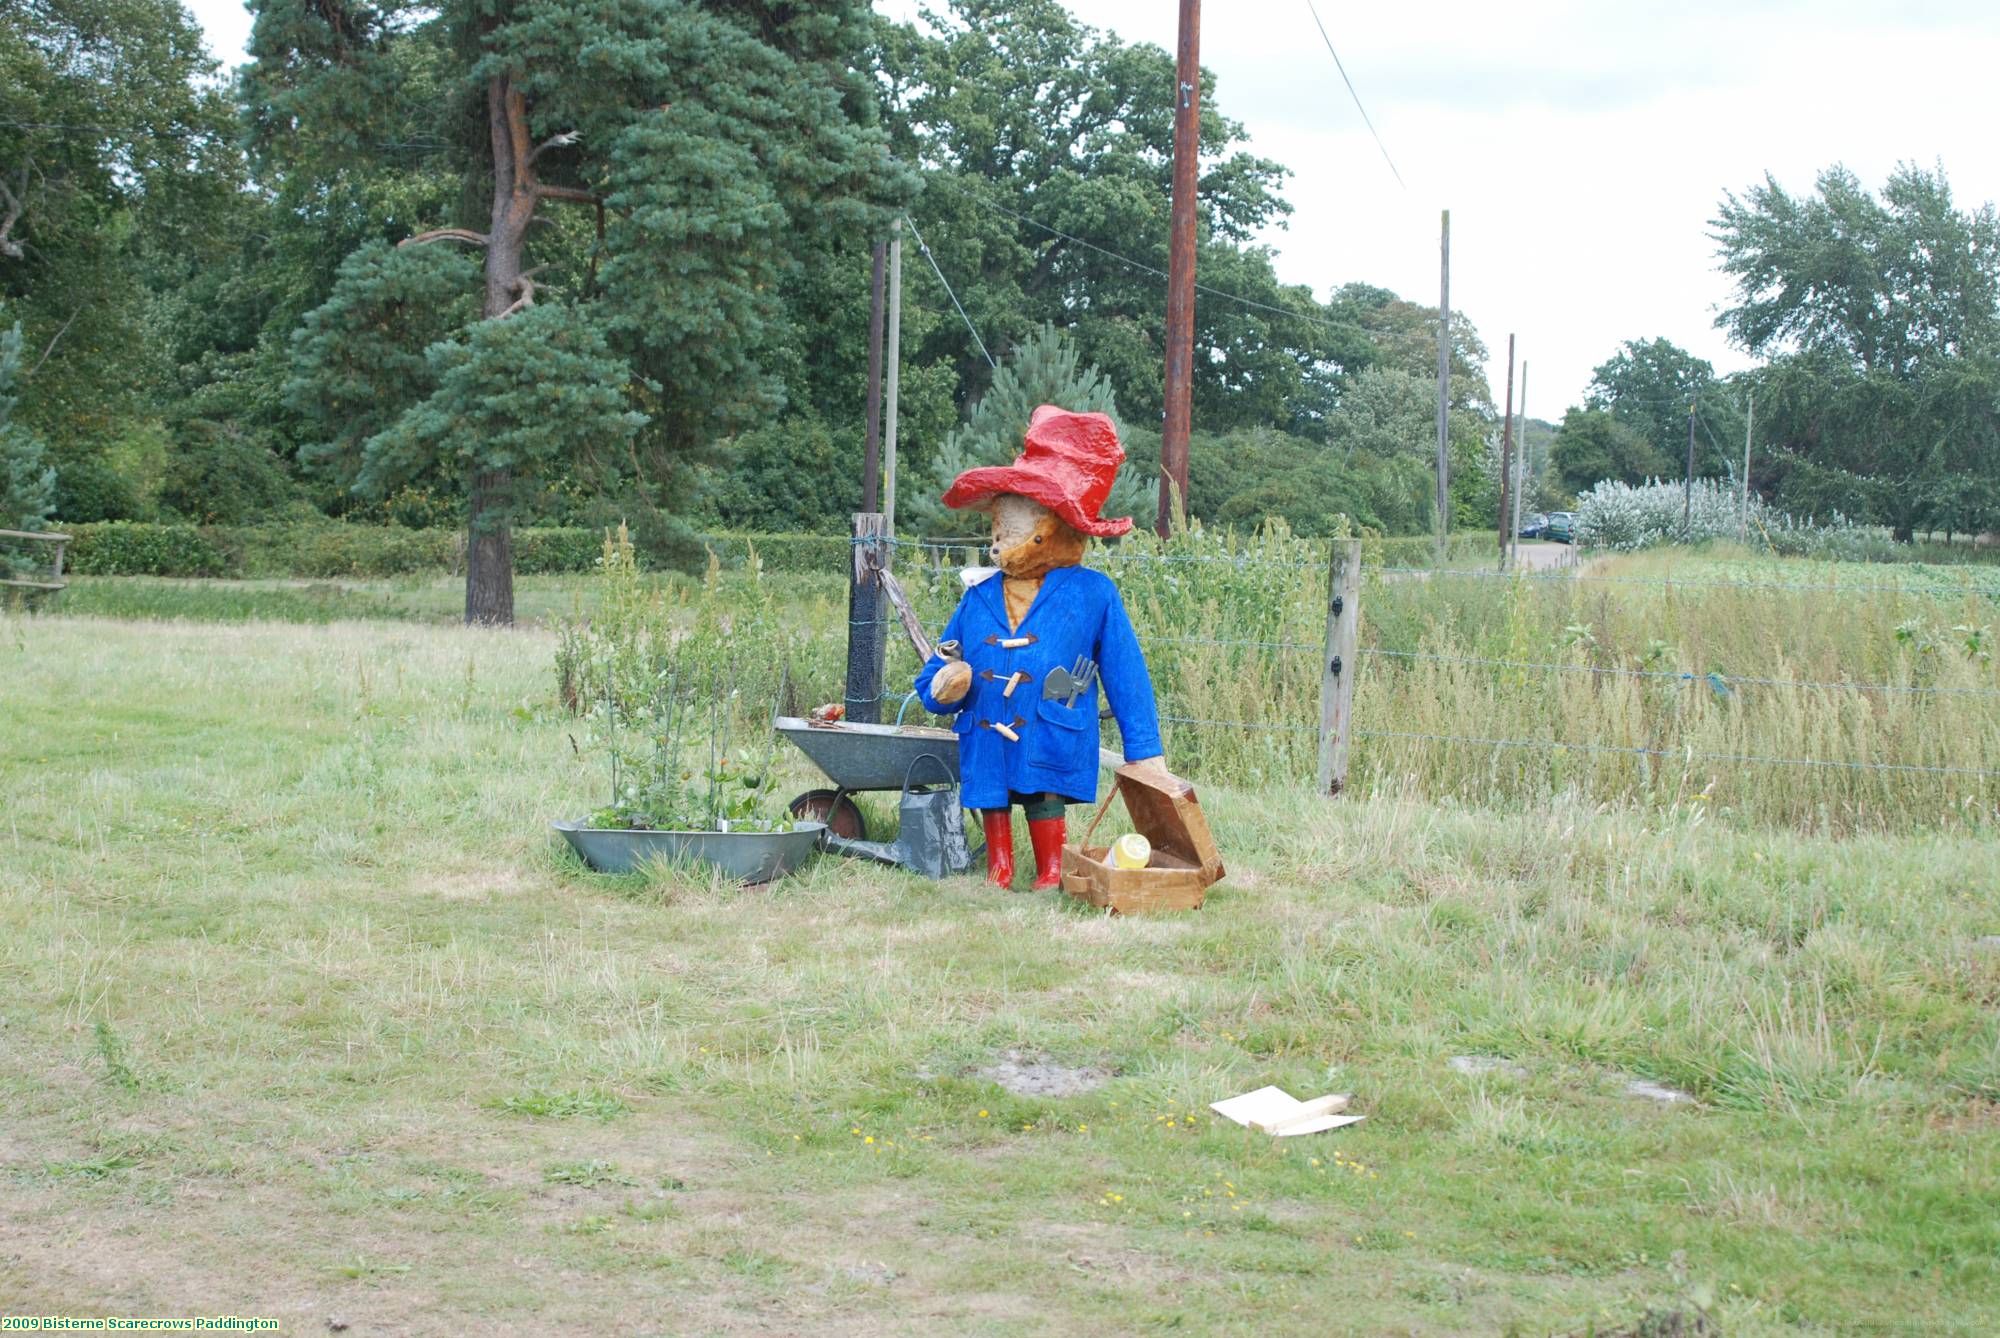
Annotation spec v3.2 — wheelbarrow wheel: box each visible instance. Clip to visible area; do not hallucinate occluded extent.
[787,789,866,841]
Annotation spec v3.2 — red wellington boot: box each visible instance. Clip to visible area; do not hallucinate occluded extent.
[1027,815,1067,890]
[981,809,1016,889]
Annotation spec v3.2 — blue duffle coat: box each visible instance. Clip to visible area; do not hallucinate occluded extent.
[914,564,1163,809]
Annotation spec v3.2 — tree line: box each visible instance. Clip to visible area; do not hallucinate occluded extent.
[4,0,1996,618]
[1553,164,2000,544]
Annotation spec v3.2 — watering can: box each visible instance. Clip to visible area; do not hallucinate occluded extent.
[819,752,976,879]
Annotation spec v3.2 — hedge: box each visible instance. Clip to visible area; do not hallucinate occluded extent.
[695,530,852,574]
[60,521,1500,581]
[65,522,233,577]
[64,522,603,579]
[1372,531,1500,568]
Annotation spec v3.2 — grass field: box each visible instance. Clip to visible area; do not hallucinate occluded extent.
[41,532,2000,838]
[4,608,1999,1334]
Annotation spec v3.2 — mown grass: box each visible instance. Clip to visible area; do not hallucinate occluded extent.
[36,572,601,625]
[2,612,1998,1334]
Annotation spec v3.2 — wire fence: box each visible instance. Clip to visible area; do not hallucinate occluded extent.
[1376,563,2000,599]
[865,534,2000,593]
[835,531,2000,827]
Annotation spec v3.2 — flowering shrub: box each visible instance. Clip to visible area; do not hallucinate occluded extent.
[1573,478,1882,558]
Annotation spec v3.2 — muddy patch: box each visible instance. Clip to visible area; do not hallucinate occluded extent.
[1625,1079,1695,1106]
[976,1049,1109,1098]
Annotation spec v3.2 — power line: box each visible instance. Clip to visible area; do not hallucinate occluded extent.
[902,214,996,370]
[0,118,203,135]
[1301,0,1406,190]
[0,116,451,157]
[939,184,1350,337]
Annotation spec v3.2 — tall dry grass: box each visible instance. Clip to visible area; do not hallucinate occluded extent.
[888,526,2000,832]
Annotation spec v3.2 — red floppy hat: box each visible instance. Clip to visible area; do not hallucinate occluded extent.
[941,405,1134,538]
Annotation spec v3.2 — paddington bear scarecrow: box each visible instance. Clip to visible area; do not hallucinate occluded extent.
[914,405,1168,889]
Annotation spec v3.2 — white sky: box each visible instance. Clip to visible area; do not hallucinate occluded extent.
[185,0,2000,414]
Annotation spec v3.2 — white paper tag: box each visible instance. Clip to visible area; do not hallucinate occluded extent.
[1209,1086,1366,1137]
[960,565,1001,588]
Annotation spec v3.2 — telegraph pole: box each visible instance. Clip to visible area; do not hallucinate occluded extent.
[884,221,903,533]
[862,240,886,512]
[1435,210,1451,561]
[1497,334,1515,567]
[1738,390,1753,545]
[1157,0,1201,538]
[1681,394,1697,541]
[1512,361,1528,565]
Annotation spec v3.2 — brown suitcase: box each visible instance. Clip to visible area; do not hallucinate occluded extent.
[1059,762,1225,913]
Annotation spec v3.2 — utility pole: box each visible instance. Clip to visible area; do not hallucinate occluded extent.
[1497,335,1515,567]
[862,239,886,512]
[884,221,903,534]
[1157,0,1201,538]
[1681,394,1697,542]
[1738,390,1754,546]
[1512,361,1528,566]
[1435,209,1451,561]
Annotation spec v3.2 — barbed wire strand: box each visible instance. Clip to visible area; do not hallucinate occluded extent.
[1361,647,2000,698]
[1352,728,2000,779]
[1375,564,2000,598]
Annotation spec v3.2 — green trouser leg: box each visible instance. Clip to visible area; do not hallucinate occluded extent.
[987,790,1064,821]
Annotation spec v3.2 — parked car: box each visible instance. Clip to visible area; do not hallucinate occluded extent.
[1545,511,1576,544]
[1518,512,1548,540]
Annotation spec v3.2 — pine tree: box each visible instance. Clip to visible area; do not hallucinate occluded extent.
[251,0,905,623]
[904,322,1153,538]
[0,323,56,575]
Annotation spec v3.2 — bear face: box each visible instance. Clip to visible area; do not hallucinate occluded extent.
[986,494,1087,580]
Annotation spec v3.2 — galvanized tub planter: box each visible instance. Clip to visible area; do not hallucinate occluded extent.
[552,819,826,884]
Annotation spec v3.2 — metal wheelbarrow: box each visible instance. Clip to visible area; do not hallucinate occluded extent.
[774,717,977,875]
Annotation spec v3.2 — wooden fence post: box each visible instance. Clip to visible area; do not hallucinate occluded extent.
[0,528,72,593]
[844,513,890,723]
[1317,539,1362,795]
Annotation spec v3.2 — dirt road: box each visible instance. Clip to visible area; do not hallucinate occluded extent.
[1514,540,1577,571]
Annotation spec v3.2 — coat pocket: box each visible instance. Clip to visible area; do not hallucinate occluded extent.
[1025,694,1089,771]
